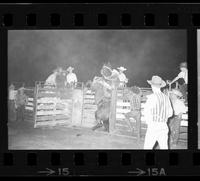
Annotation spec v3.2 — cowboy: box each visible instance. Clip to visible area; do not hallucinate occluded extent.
[8,84,17,122]
[66,66,77,88]
[91,64,115,132]
[143,75,173,149]
[167,62,188,102]
[45,68,59,86]
[15,87,28,122]
[124,86,142,134]
[117,66,128,88]
[54,67,67,98]
[101,63,120,88]
[168,89,188,146]
[55,67,66,89]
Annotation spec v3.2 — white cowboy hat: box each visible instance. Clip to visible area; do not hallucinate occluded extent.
[117,66,127,72]
[147,75,166,88]
[170,89,183,97]
[67,66,74,71]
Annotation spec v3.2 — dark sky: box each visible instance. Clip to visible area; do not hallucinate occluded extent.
[8,30,186,87]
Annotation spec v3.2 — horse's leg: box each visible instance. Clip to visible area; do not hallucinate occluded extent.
[102,119,109,132]
[92,111,103,131]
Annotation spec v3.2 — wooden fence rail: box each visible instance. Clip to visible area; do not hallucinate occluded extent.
[33,83,74,128]
[13,82,187,143]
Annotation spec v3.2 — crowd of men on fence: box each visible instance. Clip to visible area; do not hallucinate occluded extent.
[8,62,188,149]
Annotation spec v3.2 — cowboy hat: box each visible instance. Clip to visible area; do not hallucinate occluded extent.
[117,66,127,72]
[67,66,74,71]
[170,89,183,97]
[147,75,166,88]
[179,62,187,68]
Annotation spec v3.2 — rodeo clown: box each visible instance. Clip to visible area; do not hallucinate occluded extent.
[143,75,173,149]
[66,66,78,88]
[117,66,128,88]
[167,62,188,102]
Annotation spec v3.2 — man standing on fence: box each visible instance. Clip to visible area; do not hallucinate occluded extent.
[15,87,28,122]
[167,62,188,102]
[117,66,128,88]
[168,89,188,147]
[143,75,173,149]
[66,66,78,88]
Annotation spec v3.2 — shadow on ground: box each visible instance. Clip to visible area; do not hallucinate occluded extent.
[8,120,187,150]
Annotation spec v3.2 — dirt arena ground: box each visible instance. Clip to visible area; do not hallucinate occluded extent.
[8,120,187,150]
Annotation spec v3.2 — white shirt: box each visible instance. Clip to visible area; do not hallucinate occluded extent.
[66,73,77,84]
[45,73,56,85]
[9,89,17,100]
[112,69,119,76]
[118,72,128,83]
[177,70,188,84]
[171,99,187,116]
[143,92,173,125]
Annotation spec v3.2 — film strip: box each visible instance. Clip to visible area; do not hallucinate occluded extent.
[0,3,199,176]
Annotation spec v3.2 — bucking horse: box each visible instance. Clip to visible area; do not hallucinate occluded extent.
[86,65,120,132]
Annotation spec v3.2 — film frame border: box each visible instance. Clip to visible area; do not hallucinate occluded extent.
[0,3,199,176]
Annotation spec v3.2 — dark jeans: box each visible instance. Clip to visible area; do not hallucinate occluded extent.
[168,116,181,145]
[179,84,187,102]
[16,105,25,121]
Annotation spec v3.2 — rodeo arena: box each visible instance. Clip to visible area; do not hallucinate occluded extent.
[8,62,188,150]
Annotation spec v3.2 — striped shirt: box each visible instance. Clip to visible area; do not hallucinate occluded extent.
[130,94,141,111]
[144,91,173,123]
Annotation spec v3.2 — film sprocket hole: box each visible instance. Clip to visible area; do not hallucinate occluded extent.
[0,3,199,177]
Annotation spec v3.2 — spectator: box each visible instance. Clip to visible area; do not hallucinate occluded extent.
[15,87,28,122]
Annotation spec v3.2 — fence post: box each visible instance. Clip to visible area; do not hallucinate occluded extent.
[136,96,141,143]
[33,83,38,128]
[109,85,117,133]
